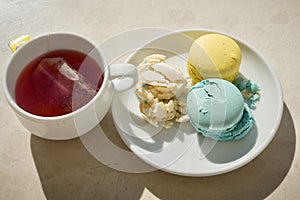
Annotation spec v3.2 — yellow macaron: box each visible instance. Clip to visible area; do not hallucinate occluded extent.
[187,33,242,83]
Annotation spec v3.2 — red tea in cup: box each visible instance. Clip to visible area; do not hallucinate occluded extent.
[15,49,104,117]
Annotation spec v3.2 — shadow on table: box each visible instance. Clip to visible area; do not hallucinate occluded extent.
[31,103,295,200]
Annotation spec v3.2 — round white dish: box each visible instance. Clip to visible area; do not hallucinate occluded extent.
[111,29,283,176]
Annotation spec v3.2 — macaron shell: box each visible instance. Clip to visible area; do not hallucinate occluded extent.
[187,34,241,82]
[187,79,254,141]
[187,79,244,131]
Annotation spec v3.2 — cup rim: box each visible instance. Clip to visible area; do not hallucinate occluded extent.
[2,31,109,121]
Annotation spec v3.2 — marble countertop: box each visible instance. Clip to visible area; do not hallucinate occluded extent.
[0,0,299,199]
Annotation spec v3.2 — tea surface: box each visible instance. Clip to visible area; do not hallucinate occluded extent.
[15,50,104,117]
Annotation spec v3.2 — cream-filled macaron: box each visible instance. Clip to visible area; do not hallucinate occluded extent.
[187,33,241,83]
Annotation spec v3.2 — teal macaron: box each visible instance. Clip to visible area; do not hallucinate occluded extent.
[187,78,254,141]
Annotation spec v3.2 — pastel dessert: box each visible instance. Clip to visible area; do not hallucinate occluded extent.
[187,33,242,83]
[187,78,254,141]
[135,54,191,128]
[233,76,261,109]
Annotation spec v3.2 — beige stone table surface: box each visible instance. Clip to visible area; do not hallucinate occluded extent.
[0,0,299,199]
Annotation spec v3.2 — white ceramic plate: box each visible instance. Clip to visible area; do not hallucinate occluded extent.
[111,29,283,176]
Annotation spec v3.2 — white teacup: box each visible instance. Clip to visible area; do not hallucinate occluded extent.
[2,32,137,140]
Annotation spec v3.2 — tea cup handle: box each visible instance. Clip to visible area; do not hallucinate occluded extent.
[109,63,138,92]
